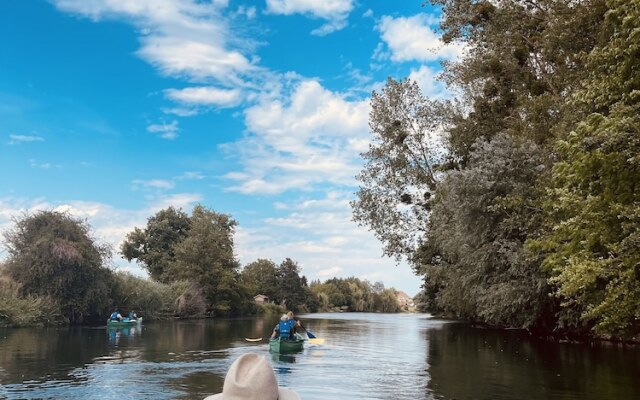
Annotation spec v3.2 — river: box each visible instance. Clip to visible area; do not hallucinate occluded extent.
[0,313,638,399]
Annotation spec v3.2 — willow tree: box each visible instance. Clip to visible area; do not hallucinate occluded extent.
[3,211,112,324]
[351,78,450,260]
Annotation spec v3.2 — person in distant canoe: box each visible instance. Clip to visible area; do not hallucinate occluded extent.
[270,314,295,339]
[128,310,137,320]
[109,310,122,321]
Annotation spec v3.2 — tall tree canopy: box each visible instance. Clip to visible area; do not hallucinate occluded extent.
[240,258,279,300]
[3,211,112,324]
[352,0,640,337]
[352,78,450,259]
[276,258,315,312]
[121,205,245,315]
[530,0,640,335]
[121,206,190,283]
[170,205,242,315]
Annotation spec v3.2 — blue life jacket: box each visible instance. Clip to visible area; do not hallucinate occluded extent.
[110,312,118,320]
[278,320,294,339]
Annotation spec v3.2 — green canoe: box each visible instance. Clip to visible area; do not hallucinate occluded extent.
[107,317,143,328]
[269,338,304,353]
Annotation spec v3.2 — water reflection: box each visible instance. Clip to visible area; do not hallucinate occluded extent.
[0,314,638,400]
[272,352,297,378]
[107,326,140,346]
[0,326,108,383]
[426,323,640,400]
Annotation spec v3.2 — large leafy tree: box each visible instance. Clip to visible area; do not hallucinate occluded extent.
[417,134,552,328]
[122,205,245,315]
[530,0,640,336]
[353,0,613,333]
[351,78,450,260]
[121,206,190,283]
[240,258,279,300]
[276,258,314,312]
[3,211,112,324]
[170,205,242,314]
[434,0,606,159]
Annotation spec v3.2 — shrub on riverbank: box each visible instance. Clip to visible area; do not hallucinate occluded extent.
[255,303,285,315]
[173,280,207,318]
[3,211,112,324]
[110,271,176,321]
[0,273,64,327]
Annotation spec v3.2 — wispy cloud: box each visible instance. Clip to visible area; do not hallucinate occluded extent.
[131,179,175,190]
[147,120,179,140]
[376,14,465,62]
[28,159,61,169]
[8,134,44,145]
[165,86,242,107]
[161,107,199,117]
[51,0,260,108]
[265,0,355,36]
[174,171,206,181]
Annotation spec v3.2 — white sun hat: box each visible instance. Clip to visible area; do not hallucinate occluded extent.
[204,353,300,400]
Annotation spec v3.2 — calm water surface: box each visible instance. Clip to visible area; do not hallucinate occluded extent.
[0,313,638,399]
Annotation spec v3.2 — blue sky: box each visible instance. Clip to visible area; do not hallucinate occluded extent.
[1,0,462,296]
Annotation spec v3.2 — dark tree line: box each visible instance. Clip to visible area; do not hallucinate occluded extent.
[1,207,404,326]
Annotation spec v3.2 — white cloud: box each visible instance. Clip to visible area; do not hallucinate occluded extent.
[147,120,179,140]
[318,266,342,277]
[265,0,354,35]
[0,195,202,272]
[52,0,256,87]
[232,5,257,20]
[408,65,451,100]
[131,179,175,190]
[165,86,242,107]
[234,190,421,294]
[175,171,205,180]
[28,159,61,169]
[8,134,44,145]
[222,79,370,194]
[161,107,199,117]
[377,14,465,62]
[150,193,203,211]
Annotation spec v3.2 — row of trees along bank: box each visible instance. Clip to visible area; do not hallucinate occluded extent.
[352,0,639,339]
[0,207,403,327]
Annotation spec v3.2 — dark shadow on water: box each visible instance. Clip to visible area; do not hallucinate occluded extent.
[425,323,640,400]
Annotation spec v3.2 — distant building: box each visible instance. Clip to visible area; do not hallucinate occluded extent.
[254,294,269,304]
[396,291,415,308]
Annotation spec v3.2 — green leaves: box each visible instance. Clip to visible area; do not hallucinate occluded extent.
[355,0,640,336]
[3,211,112,324]
[121,205,245,316]
[352,77,450,260]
